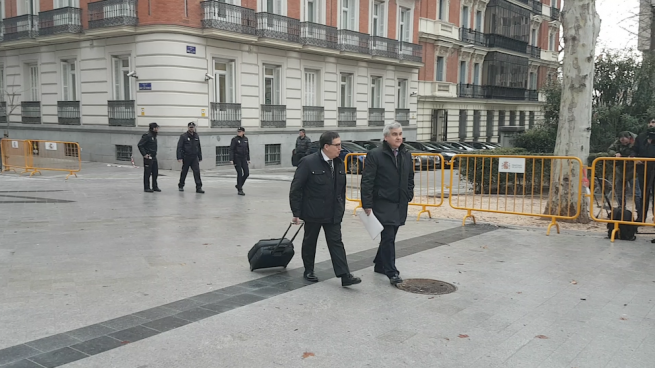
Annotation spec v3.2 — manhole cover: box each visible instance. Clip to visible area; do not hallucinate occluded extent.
[395,279,457,295]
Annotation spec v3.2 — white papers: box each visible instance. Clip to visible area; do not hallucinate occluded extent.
[357,209,384,240]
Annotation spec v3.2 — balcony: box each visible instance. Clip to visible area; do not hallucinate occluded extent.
[487,34,529,54]
[39,7,82,37]
[3,15,38,42]
[459,84,486,99]
[526,90,539,101]
[370,36,399,59]
[418,81,458,98]
[338,107,357,127]
[21,102,41,124]
[551,7,560,20]
[395,109,410,126]
[201,1,256,37]
[88,0,137,30]
[300,22,338,50]
[399,42,422,63]
[460,28,487,46]
[57,101,81,125]
[0,102,7,125]
[418,18,459,40]
[338,30,370,55]
[108,100,135,126]
[527,45,541,58]
[256,13,300,44]
[210,102,241,128]
[261,105,286,128]
[302,106,324,127]
[368,108,385,126]
[486,86,530,101]
[531,0,542,14]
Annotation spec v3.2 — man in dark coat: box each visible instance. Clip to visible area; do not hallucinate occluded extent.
[177,122,204,193]
[360,122,414,285]
[229,127,250,196]
[634,126,655,222]
[289,131,361,287]
[137,122,160,193]
[292,129,311,167]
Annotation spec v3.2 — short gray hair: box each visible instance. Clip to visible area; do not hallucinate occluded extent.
[383,122,403,137]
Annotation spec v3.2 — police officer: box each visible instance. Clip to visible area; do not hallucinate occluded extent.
[177,122,204,193]
[608,131,641,214]
[229,127,250,196]
[292,129,311,167]
[635,126,655,222]
[137,122,160,193]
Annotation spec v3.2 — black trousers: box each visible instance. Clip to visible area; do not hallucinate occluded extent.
[301,222,350,277]
[637,167,655,221]
[143,157,158,190]
[374,225,400,278]
[179,156,202,189]
[234,156,249,189]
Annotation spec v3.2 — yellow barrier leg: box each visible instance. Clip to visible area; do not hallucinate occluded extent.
[29,170,42,177]
[352,201,362,215]
[462,210,476,226]
[416,205,432,221]
[546,217,560,236]
[610,222,619,243]
[65,172,77,180]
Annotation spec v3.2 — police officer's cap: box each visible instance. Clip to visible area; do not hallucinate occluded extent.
[237,127,245,132]
[149,122,159,130]
[188,122,196,127]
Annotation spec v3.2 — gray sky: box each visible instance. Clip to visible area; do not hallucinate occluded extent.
[595,0,640,51]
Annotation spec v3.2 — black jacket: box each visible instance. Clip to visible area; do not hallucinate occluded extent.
[289,151,346,224]
[137,131,157,158]
[177,131,202,160]
[295,136,311,154]
[360,141,414,226]
[635,134,655,172]
[229,135,250,161]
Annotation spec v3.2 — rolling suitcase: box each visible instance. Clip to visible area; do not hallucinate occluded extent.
[248,223,304,272]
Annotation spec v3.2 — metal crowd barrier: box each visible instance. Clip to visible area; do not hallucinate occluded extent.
[0,138,81,179]
[449,154,584,235]
[589,157,655,242]
[344,152,445,220]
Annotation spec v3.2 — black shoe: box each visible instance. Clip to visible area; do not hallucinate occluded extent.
[196,189,205,194]
[303,272,318,283]
[153,188,161,192]
[238,190,245,196]
[341,274,362,287]
[178,187,184,192]
[144,188,154,193]
[389,275,403,285]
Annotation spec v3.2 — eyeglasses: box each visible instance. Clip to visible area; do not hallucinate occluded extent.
[329,143,342,147]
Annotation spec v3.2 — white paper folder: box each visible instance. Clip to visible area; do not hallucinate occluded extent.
[357,209,384,240]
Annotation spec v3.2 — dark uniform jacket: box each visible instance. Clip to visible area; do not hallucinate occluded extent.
[137,132,158,158]
[608,133,637,176]
[360,141,415,226]
[289,151,346,224]
[295,136,312,154]
[177,131,202,160]
[229,135,250,161]
[635,134,655,172]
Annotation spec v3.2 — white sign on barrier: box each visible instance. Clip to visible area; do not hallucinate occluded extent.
[11,141,18,149]
[45,142,57,151]
[498,157,526,174]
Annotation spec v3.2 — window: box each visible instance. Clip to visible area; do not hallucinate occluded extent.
[27,64,39,101]
[341,0,356,30]
[306,0,319,22]
[54,0,79,7]
[486,110,494,138]
[458,110,467,140]
[265,144,281,165]
[461,6,469,29]
[340,73,353,107]
[370,76,382,108]
[509,111,516,126]
[498,110,505,128]
[436,56,445,81]
[529,111,535,129]
[112,56,131,100]
[304,69,319,106]
[528,72,537,90]
[21,0,38,14]
[473,110,481,139]
[438,0,446,21]
[475,10,482,32]
[459,61,467,84]
[263,65,281,105]
[216,146,230,166]
[399,7,410,42]
[61,60,77,101]
[214,60,236,103]
[115,145,132,161]
[372,1,384,36]
[266,0,283,14]
[519,111,526,127]
[0,66,4,102]
[473,63,480,85]
[531,28,537,46]
[397,79,408,109]
[64,143,79,157]
[549,32,555,50]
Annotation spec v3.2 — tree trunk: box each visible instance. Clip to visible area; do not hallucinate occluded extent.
[545,0,601,224]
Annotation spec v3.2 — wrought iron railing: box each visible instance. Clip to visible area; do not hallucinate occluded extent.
[368,108,385,126]
[3,15,38,41]
[108,100,135,126]
[338,107,356,127]
[210,102,241,128]
[88,0,138,29]
[395,109,410,126]
[399,42,422,62]
[551,7,560,20]
[526,90,539,101]
[300,22,338,49]
[0,102,7,125]
[459,84,486,99]
[531,0,542,14]
[21,101,41,124]
[57,101,81,125]
[201,1,256,35]
[338,30,370,54]
[302,106,324,127]
[256,13,300,43]
[487,34,529,54]
[261,104,286,128]
[527,45,541,58]
[39,7,82,36]
[460,28,487,46]
[487,86,529,101]
[370,36,399,59]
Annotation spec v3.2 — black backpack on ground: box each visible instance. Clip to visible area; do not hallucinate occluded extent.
[606,207,637,241]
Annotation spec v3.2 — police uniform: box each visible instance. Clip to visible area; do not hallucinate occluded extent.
[229,127,250,195]
[137,122,160,192]
[177,122,204,193]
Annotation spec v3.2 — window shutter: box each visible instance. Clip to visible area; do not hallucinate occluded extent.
[345,75,352,107]
[62,63,69,101]
[402,11,410,41]
[113,58,121,99]
[349,0,355,30]
[274,67,281,105]
[378,5,385,36]
[226,61,235,103]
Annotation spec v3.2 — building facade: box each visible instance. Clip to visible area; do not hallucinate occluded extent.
[0,0,424,169]
[416,0,560,145]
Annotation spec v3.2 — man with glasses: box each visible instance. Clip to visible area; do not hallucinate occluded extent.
[289,131,361,288]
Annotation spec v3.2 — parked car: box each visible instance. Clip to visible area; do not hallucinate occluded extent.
[306,140,368,174]
[439,142,478,151]
[352,140,440,170]
[464,141,498,150]
[404,141,458,167]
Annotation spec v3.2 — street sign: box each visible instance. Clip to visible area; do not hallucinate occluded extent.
[139,83,152,91]
[186,46,196,54]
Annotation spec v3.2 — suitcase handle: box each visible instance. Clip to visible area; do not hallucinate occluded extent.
[273,222,304,250]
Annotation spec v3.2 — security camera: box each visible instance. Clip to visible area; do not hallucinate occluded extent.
[127,71,138,79]
[204,73,214,81]
[410,91,418,97]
